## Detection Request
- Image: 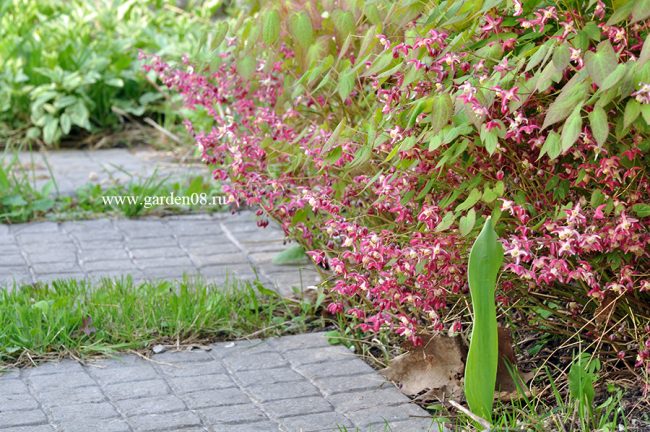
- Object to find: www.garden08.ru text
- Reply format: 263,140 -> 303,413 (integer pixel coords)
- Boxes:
101,193 -> 229,209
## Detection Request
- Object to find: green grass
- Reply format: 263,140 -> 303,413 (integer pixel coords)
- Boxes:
0,277 -> 328,369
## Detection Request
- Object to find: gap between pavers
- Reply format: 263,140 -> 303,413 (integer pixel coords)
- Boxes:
0,334 -> 439,432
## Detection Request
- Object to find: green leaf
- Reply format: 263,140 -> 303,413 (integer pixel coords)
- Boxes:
552,44 -> 570,72
289,11 -> 314,50
435,211 -> 455,232
332,10 -> 355,40
60,113 -> 72,135
539,131 -> 561,160
272,245 -> 308,265
263,10 -> 281,45
632,203 -> 650,218
584,41 -> 617,88
430,93 -> 453,134
42,116 -> 58,144
105,78 -> 124,88
338,67 -> 355,100
456,188 -> 481,212
542,79 -> 588,129
459,209 -> 476,236
480,124 -> 498,155
561,103 -> 583,153
464,218 -> 503,422
588,106 -> 608,147
600,64 -> 627,92
624,99 -> 641,129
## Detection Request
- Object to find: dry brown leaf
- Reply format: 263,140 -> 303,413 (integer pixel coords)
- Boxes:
380,335 -> 467,402
382,328 -> 534,404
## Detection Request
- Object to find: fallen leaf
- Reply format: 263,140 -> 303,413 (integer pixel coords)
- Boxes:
381,335 -> 466,402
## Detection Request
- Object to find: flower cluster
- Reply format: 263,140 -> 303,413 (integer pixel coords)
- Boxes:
145,0 -> 649,373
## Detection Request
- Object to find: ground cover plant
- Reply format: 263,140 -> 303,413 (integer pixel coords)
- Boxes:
146,0 -> 649,427
0,0 -> 230,148
0,277 -> 328,369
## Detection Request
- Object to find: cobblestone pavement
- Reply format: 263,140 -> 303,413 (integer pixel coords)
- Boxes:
0,334 -> 437,432
14,148 -> 203,195
0,211 -> 320,296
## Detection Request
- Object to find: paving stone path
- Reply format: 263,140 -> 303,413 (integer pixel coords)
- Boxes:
0,148 -> 436,431
0,334 -> 438,432
0,211 -> 320,296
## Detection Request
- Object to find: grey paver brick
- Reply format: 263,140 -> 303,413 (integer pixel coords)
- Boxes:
83,260 -> 137,272
80,249 -> 131,262
153,349 -> 214,363
31,262 -> 82,274
48,401 -> 119,422
375,418 -> 442,432
283,345 -> 354,365
267,333 -> 332,352
247,381 -> 320,402
104,379 -> 170,400
129,411 -> 203,431
313,374 -> 385,396
346,404 -> 431,429
0,379 -> 29,395
0,409 -> 48,427
136,256 -> 194,268
28,371 -> 95,391
222,352 -> 287,372
0,426 -> 55,432
114,394 -> 186,417
327,388 -> 410,412
37,386 -> 106,407
280,411 -> 353,432
234,367 -> 304,387
198,404 -> 268,425
0,393 -> 39,411
54,418 -> 131,432
87,364 -> 159,384
210,422 -> 280,432
263,396 -> 334,418
167,374 -> 235,394
180,388 -> 250,409
158,361 -> 226,378
129,247 -> 187,259
23,360 -> 85,377
293,358 -> 375,380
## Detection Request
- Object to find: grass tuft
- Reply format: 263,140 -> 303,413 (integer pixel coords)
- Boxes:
0,277 -> 328,369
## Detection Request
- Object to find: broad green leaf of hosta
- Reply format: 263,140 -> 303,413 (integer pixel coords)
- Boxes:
464,217 -> 503,422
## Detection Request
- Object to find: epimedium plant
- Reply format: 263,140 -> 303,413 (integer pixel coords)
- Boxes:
145,0 -> 649,390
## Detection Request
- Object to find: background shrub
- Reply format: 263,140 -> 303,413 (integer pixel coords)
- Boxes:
0,0 -> 229,146
148,0 -> 649,381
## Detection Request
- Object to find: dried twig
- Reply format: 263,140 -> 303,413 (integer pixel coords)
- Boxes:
448,400 -> 492,431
